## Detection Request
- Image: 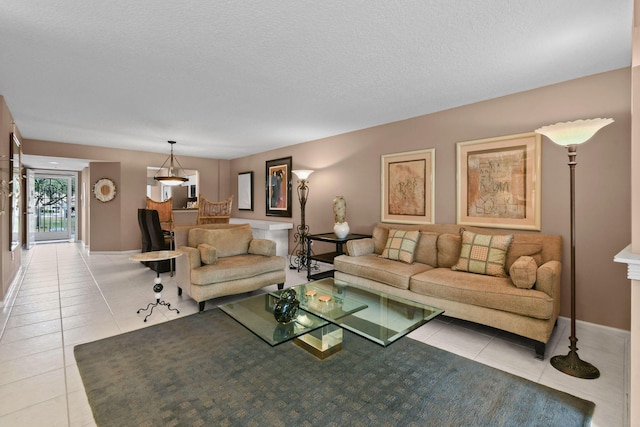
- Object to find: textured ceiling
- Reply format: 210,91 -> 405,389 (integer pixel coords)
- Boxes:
0,1 -> 633,164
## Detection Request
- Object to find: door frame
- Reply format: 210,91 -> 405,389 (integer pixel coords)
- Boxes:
27,169 -> 78,243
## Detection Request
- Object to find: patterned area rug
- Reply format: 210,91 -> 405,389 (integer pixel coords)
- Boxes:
75,309 -> 594,426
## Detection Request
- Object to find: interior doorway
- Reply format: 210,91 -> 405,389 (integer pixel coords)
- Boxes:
27,170 -> 77,243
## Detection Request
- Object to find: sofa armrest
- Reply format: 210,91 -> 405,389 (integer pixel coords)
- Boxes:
177,245 -> 202,269
248,239 -> 276,256
346,238 -> 375,257
535,260 -> 562,298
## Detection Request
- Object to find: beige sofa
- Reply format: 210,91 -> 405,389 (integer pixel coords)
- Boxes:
174,223 -> 286,311
334,223 -> 562,358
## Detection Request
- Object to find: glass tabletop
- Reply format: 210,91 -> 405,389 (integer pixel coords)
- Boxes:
274,278 -> 444,347
272,281 -> 369,323
218,294 -> 328,346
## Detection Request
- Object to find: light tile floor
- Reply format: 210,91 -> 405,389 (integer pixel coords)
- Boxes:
0,242 -> 630,426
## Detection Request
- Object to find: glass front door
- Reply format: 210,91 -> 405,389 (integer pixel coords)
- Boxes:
33,174 -> 75,242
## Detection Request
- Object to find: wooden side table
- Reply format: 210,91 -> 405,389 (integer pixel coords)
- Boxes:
306,233 -> 371,280
130,250 -> 183,322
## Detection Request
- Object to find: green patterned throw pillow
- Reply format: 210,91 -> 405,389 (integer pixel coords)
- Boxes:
453,230 -> 512,277
380,229 -> 420,264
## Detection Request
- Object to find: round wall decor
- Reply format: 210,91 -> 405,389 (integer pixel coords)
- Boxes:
93,178 -> 117,202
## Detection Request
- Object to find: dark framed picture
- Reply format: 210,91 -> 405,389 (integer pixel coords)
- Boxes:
237,171 -> 254,211
265,156 -> 292,217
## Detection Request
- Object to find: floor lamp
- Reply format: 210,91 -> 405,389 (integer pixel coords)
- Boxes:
535,118 -> 614,379
289,169 -> 314,271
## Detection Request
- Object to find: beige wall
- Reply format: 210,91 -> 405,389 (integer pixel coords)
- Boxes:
230,68 -> 632,331
1,69 -> 632,330
21,139 -> 230,251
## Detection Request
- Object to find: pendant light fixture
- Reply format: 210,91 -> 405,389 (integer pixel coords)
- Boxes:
154,141 -> 188,186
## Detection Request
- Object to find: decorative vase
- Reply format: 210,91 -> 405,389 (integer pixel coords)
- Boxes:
332,196 -> 349,238
273,289 -> 300,324
333,196 -> 347,224
333,221 -> 350,239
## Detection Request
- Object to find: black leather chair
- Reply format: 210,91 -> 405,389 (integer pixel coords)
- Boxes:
145,209 -> 173,273
137,208 -> 151,266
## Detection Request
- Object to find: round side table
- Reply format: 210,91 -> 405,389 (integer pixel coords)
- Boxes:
130,250 -> 183,322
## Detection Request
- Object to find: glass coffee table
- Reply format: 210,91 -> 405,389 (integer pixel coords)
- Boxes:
219,278 -> 443,359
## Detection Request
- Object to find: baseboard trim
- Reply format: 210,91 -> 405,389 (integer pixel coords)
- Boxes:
556,315 -> 630,338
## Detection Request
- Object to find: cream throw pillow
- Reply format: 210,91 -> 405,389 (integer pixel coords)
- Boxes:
509,256 -> 538,289
380,229 -> 420,264
453,230 -> 512,277
198,243 -> 217,265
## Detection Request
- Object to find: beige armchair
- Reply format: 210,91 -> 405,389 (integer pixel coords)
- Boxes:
175,223 -> 286,311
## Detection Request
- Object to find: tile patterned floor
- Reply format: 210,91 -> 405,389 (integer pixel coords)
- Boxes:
0,242 -> 630,426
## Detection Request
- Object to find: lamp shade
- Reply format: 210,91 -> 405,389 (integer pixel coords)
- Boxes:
292,170 -> 314,180
535,118 -> 614,146
155,176 -> 187,186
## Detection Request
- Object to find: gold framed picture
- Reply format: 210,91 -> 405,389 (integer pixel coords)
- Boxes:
456,132 -> 541,230
381,148 -> 435,224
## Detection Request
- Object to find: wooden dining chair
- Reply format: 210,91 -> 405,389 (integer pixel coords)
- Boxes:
197,195 -> 233,225
146,197 -> 174,231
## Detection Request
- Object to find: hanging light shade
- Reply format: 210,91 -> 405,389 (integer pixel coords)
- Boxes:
154,141 -> 188,186
534,118 -> 614,146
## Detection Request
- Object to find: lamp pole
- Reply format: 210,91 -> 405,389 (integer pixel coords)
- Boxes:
289,170 -> 314,271
549,144 -> 599,379
535,118 -> 613,379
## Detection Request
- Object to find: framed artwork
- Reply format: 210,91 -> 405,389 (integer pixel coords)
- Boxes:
456,132 -> 541,230
93,178 -> 117,203
9,132 -> 21,250
381,148 -> 435,224
237,171 -> 254,211
265,156 -> 292,217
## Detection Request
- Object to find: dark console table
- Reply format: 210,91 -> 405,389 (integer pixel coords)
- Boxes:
306,232 -> 371,280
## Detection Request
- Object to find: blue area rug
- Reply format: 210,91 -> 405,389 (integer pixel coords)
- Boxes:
75,309 -> 594,426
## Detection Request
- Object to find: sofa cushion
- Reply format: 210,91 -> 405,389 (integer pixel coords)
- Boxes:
509,256 -> 538,289
505,242 -> 543,271
334,253 -> 431,290
409,268 -> 553,319
413,232 -> 438,267
453,231 -> 512,277
372,225 -> 390,255
248,239 -> 276,257
437,233 -> 462,268
346,238 -> 375,257
198,243 -> 217,265
190,254 -> 285,285
188,225 -> 253,258
380,229 -> 420,264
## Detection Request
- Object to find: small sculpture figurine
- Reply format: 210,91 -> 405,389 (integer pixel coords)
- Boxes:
273,288 -> 300,324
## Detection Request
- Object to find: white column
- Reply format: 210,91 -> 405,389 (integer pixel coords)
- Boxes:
614,246 -> 640,425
